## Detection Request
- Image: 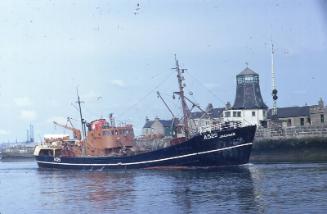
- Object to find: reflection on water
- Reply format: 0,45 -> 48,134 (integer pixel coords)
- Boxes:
36,169 -> 137,213
1,161 -> 327,213
152,167 -> 263,213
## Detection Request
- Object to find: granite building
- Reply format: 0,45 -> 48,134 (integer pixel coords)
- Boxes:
267,98 -> 327,128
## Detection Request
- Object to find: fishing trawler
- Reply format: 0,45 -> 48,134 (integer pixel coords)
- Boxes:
34,56 -> 256,170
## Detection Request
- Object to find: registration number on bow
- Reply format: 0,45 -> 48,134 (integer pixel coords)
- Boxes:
203,132 -> 235,140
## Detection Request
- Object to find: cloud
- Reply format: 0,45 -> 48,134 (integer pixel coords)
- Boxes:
110,79 -> 126,88
14,97 -> 32,107
0,129 -> 9,136
20,110 -> 37,121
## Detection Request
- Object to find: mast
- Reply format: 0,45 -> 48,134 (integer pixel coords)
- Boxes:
172,55 -> 190,138
76,89 -> 87,156
271,43 -> 278,118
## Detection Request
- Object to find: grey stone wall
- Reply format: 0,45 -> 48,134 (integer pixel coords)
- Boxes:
310,106 -> 327,126
256,126 -> 327,140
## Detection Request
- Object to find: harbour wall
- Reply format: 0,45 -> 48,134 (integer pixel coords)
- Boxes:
251,137 -> 327,163
255,126 -> 327,139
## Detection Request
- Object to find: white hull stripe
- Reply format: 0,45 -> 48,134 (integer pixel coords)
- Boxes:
37,142 -> 253,167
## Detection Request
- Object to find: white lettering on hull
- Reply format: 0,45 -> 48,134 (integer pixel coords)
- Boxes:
203,132 -> 236,140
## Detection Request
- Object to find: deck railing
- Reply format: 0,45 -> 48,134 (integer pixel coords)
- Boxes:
197,121 -> 242,134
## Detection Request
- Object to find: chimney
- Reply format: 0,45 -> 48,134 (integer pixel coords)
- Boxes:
319,98 -> 324,108
225,102 -> 231,110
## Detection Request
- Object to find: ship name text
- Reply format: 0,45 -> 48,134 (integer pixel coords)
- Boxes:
203,132 -> 236,140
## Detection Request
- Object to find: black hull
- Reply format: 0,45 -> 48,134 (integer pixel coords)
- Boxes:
35,126 -> 256,170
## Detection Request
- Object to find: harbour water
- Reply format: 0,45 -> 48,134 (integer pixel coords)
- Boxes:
0,161 -> 327,213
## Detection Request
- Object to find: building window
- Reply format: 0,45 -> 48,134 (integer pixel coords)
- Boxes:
233,111 -> 237,117
225,111 -> 231,118
237,112 -> 241,117
300,118 -> 304,126
237,77 -> 245,84
307,118 -> 311,124
245,76 -> 254,83
252,111 -> 256,117
321,114 -> 325,123
287,119 -> 292,127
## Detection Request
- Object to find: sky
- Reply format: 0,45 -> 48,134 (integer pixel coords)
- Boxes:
0,0 -> 326,142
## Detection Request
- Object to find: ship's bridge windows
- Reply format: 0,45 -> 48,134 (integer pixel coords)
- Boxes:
102,130 -> 112,136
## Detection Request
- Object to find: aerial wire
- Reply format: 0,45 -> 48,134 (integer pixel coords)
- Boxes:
184,70 -> 226,106
118,70 -> 175,118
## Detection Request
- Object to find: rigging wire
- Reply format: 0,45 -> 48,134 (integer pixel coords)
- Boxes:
66,69 -> 173,122
184,70 -> 227,106
117,71 -> 176,118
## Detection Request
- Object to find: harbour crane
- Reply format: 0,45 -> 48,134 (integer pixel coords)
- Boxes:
53,118 -> 82,140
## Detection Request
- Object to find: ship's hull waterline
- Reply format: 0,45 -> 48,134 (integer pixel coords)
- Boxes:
35,126 -> 256,170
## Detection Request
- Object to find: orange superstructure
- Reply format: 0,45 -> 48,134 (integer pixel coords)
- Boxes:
37,91 -> 136,158
46,116 -> 135,157
85,119 -> 134,156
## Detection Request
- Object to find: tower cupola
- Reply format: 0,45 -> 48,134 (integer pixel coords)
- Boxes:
233,67 -> 267,109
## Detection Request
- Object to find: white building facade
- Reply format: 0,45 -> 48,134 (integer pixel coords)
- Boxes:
223,109 -> 267,126
223,67 -> 268,127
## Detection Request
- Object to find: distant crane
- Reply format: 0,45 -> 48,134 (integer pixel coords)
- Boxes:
53,118 -> 82,140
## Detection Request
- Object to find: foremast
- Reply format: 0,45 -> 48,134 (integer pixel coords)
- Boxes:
172,55 -> 190,138
76,89 -> 87,156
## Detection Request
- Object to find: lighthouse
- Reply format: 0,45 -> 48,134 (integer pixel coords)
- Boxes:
233,67 -> 267,109
223,66 -> 268,127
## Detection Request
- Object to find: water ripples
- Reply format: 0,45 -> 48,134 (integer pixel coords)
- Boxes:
0,161 -> 327,213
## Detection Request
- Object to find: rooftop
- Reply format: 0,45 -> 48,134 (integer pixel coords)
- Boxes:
267,106 -> 310,119
237,67 -> 258,76
143,118 -> 178,128
191,107 -> 224,119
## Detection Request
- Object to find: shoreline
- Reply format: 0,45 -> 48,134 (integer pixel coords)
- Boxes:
2,137 -> 327,164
